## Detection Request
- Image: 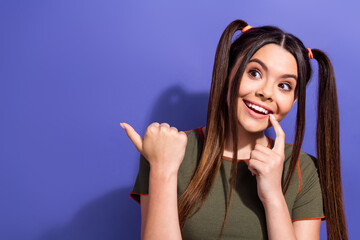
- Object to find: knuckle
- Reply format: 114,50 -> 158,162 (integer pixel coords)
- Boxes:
170,126 -> 178,132
160,122 -> 170,127
182,135 -> 188,145
147,123 -> 159,132
179,131 -> 187,140
149,122 -> 159,128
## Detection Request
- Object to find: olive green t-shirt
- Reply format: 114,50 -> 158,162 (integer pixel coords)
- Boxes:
130,127 -> 325,239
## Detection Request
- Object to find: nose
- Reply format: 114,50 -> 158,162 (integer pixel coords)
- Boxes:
255,80 -> 273,100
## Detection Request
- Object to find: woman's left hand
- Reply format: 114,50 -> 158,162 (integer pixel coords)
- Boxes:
247,114 -> 285,203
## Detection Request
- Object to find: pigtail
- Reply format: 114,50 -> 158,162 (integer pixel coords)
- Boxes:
282,51 -> 307,195
178,19 -> 249,234
313,49 -> 348,240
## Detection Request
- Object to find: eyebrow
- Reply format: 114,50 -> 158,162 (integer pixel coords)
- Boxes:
248,58 -> 298,81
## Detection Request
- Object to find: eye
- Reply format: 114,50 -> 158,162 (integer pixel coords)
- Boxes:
248,69 -> 261,79
278,82 -> 292,91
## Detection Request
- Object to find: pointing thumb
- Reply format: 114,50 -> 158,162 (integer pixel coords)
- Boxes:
120,123 -> 143,153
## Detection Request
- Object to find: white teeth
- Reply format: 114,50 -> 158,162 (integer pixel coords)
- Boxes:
248,103 -> 268,114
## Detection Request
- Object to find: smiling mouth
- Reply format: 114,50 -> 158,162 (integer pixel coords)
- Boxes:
244,100 -> 273,115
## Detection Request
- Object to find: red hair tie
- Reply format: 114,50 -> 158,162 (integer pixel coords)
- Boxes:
242,25 -> 252,33
307,48 -> 314,59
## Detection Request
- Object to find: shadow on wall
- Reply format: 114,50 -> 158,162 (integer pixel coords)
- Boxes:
37,85 -> 209,240
37,187 -> 141,240
145,85 -> 209,131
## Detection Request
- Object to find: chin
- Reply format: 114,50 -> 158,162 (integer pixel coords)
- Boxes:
238,120 -> 269,133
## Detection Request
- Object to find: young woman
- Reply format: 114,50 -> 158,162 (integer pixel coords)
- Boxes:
121,19 -> 348,239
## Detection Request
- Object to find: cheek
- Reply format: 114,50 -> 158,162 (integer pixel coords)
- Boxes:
228,78 -> 250,104
278,98 -> 295,117
238,80 -> 254,96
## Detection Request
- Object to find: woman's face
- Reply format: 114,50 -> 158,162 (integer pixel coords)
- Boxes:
227,43 -> 298,133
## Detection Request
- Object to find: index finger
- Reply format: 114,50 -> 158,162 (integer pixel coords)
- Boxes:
268,114 -> 285,154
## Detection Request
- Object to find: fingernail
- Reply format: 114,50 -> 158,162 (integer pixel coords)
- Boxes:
120,123 -> 125,129
270,114 -> 275,120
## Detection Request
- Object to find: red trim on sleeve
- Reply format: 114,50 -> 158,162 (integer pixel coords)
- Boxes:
197,126 -> 204,141
129,192 -> 148,204
184,126 -> 205,142
296,156 -> 302,195
292,216 -> 326,222
280,140 -> 303,196
184,128 -> 196,133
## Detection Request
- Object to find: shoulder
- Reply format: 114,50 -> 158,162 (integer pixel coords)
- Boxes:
297,151 -> 320,187
281,143 -> 321,198
183,126 -> 205,150
181,126 -> 206,156
283,143 -> 318,170
283,143 -> 320,189
184,126 -> 204,139
298,151 -> 318,172
178,126 -> 205,190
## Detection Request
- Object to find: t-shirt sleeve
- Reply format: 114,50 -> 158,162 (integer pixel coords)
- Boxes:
130,153 -> 150,204
291,152 -> 326,222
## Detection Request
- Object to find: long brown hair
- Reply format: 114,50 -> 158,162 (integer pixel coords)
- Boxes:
178,19 -> 348,239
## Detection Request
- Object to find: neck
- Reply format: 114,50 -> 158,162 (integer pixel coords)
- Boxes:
223,124 -> 268,159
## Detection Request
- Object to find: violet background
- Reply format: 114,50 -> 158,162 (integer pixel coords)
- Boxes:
0,0 -> 359,239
